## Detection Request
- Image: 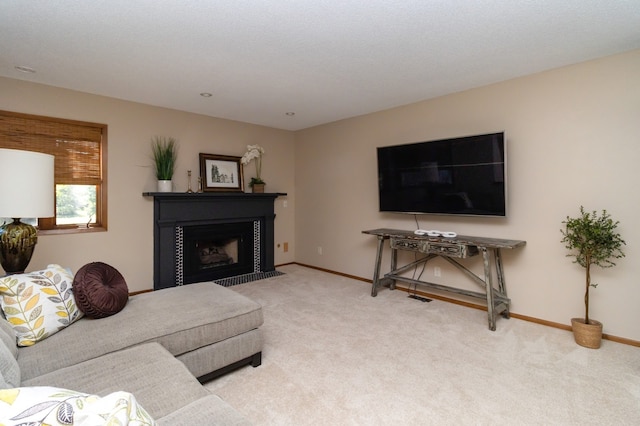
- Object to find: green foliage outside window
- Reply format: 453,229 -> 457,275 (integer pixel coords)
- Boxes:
55,185 -> 96,225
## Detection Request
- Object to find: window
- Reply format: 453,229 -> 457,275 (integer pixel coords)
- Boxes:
0,110 -> 107,233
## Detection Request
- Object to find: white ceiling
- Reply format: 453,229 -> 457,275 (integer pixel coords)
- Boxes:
1,1 -> 639,131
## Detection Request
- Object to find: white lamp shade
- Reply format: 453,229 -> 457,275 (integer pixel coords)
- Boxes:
0,148 -> 55,218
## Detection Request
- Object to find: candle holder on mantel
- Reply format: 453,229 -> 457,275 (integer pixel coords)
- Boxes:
186,170 -> 194,193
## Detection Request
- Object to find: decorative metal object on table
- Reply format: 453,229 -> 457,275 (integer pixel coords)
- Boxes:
362,228 -> 526,331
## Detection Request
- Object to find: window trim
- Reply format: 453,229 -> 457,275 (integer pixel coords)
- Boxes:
0,110 -> 108,234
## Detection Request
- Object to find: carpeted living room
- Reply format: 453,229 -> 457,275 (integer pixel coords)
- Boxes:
1,1 -> 639,425
206,264 -> 639,424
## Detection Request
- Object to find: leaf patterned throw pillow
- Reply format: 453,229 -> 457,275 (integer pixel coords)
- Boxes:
0,387 -> 157,425
0,264 -> 84,346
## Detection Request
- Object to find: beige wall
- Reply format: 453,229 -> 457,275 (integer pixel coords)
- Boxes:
294,49 -> 640,340
0,77 -> 296,292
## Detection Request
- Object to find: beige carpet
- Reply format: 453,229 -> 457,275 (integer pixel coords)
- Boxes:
206,264 -> 640,425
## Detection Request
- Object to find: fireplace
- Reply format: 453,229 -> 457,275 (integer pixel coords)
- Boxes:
144,192 -> 282,290
181,221 -> 256,284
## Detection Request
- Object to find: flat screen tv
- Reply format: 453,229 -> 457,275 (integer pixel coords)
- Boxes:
377,132 -> 506,217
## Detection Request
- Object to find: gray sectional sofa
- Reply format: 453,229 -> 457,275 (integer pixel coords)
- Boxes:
1,281 -> 263,425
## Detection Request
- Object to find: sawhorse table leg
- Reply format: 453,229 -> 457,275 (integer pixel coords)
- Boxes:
481,247 -> 496,331
371,235 -> 385,297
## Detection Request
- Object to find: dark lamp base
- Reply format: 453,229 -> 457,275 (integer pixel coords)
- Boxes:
0,218 -> 38,274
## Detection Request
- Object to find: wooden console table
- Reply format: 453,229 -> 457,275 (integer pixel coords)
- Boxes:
362,228 -> 526,330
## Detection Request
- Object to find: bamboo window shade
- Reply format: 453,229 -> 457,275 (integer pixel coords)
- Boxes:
0,111 -> 104,185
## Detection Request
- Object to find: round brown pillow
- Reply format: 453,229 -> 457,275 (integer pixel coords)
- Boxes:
73,262 -> 129,319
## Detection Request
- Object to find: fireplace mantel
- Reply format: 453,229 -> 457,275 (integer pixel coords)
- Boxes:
143,192 -> 285,289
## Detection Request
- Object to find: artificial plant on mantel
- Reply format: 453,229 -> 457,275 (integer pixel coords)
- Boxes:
241,144 -> 266,192
561,206 -> 625,348
151,136 -> 178,192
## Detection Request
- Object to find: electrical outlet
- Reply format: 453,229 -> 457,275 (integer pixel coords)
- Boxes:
434,267 -> 441,277
283,200 -> 288,208
317,246 -> 323,255
283,242 -> 289,252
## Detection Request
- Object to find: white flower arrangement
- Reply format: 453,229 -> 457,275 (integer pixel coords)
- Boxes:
241,144 -> 265,186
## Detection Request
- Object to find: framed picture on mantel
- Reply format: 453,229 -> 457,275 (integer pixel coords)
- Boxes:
199,153 -> 244,192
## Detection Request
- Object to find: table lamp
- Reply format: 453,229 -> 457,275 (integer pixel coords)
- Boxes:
0,148 -> 55,274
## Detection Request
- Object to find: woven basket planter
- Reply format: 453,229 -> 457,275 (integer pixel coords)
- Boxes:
571,318 -> 603,349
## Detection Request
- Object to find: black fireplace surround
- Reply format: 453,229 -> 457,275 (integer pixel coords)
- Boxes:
144,192 -> 282,290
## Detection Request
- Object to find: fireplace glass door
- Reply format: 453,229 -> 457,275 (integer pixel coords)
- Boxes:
182,221 -> 256,283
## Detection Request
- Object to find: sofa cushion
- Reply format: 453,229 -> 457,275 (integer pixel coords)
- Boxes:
22,343 -> 210,420
73,262 -> 129,319
18,281 -> 263,380
156,394 -> 251,426
0,339 -> 20,389
178,328 -> 263,379
0,316 -> 17,358
0,318 -> 20,388
0,265 -> 83,346
0,386 -> 156,425
0,372 -> 11,389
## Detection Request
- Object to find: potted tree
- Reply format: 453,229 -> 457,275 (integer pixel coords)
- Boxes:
151,136 -> 178,192
561,206 -> 625,348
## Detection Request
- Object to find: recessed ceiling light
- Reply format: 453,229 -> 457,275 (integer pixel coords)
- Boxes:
285,112 -> 295,116
15,65 -> 36,74
200,92 -> 213,97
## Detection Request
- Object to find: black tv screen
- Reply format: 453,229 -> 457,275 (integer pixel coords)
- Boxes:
377,132 -> 506,217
